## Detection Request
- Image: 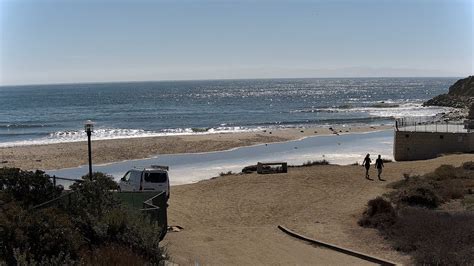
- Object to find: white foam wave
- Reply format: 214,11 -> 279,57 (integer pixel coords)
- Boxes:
0,126 -> 262,147
293,103 -> 453,118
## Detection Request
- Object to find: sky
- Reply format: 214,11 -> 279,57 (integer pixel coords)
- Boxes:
0,0 -> 472,85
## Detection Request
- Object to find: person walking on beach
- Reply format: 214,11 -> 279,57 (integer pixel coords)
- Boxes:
362,154 -> 372,180
375,155 -> 385,181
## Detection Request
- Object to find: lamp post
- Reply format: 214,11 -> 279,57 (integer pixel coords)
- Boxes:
84,120 -> 94,181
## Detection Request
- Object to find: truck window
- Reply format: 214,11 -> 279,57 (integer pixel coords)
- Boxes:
144,172 -> 168,183
121,171 -> 131,181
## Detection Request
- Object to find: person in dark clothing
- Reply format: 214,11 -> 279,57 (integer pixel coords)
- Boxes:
375,155 -> 385,181
362,154 -> 372,180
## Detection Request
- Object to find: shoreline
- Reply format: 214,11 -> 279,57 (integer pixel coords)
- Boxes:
0,124 -> 392,171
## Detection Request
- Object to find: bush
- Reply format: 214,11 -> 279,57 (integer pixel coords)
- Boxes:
0,168 -> 62,208
358,197 -> 397,230
396,182 -> 442,208
79,243 -> 146,265
69,172 -> 120,217
0,169 -> 166,264
432,164 -> 457,180
302,160 -> 330,166
289,160 -> 330,168
392,164 -> 472,209
219,171 -> 234,176
436,179 -> 465,200
360,164 -> 474,265
462,161 -> 474,171
388,208 -> 474,265
0,202 -> 83,264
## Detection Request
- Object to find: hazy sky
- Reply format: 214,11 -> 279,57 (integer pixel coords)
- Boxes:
0,0 -> 472,85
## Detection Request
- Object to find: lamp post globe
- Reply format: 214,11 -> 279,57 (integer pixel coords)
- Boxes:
84,120 -> 94,133
84,120 -> 94,180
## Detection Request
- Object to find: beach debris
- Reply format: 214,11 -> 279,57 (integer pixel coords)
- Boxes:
1,161 -> 8,164
314,131 -> 318,134
300,130 -> 304,133
257,161 -> 288,174
168,225 -> 184,232
35,159 -> 42,162
269,132 -> 272,134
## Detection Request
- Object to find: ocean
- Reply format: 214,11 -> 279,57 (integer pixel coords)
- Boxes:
0,77 -> 456,147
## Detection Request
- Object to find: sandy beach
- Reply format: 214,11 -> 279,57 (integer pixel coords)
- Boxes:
163,154 -> 474,265
0,125 -> 391,171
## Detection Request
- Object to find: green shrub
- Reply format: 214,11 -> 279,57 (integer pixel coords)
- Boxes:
0,169 -> 166,264
358,197 -> 397,230
0,202 -> 83,264
69,172 -> 119,218
0,168 -> 62,208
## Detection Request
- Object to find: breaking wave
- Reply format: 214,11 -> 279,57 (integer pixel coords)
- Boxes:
0,126 -> 262,147
291,103 -> 453,118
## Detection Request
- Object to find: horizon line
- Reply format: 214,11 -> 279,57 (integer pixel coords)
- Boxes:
0,75 -> 464,87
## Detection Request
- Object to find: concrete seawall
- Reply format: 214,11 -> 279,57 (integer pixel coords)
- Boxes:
394,131 -> 474,161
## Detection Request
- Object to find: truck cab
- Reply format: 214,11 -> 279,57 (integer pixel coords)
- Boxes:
119,165 -> 170,198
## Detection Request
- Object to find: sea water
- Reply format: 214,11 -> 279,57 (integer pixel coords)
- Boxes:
47,130 -> 393,185
0,78 -> 455,147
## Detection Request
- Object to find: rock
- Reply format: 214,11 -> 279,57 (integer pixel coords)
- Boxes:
448,76 -> 474,96
424,76 -> 474,109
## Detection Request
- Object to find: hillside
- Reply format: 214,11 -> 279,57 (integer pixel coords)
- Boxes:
424,76 -> 474,108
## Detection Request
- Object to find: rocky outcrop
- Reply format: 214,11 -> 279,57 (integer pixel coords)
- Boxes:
424,76 -> 474,108
448,76 -> 474,96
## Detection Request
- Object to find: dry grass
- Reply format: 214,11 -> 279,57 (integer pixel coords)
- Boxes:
360,162 -> 474,265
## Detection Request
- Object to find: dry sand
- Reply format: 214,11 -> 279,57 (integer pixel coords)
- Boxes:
164,154 -> 474,265
0,125 -> 390,170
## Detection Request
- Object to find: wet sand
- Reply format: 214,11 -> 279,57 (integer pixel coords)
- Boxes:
0,125 -> 391,170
